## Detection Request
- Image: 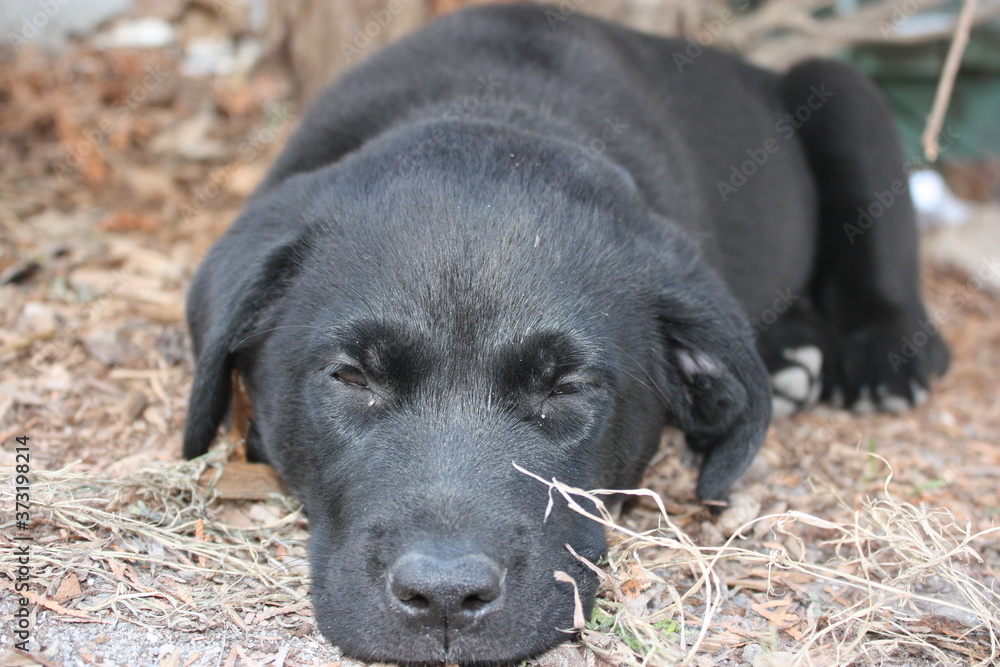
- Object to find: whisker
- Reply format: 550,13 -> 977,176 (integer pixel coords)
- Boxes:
606,341 -> 674,411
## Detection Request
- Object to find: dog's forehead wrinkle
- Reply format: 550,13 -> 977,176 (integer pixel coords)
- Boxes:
297,179 -> 654,348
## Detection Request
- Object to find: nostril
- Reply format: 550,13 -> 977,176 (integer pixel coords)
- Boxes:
460,592 -> 495,613
396,590 -> 431,610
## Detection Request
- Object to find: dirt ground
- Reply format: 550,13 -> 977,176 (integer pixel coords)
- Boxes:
1,28 -> 998,667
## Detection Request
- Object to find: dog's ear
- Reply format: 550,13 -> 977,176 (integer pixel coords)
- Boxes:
183,236 -> 307,459
653,241 -> 772,505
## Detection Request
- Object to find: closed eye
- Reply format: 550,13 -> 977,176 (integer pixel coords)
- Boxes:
549,382 -> 582,397
532,378 -> 608,435
330,364 -> 369,388
544,377 -> 608,403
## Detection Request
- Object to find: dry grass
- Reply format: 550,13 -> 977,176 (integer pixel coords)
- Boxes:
3,451 -> 997,666
0,446 -> 315,650
531,468 -> 1000,666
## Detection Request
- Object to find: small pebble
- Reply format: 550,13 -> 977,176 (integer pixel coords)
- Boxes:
741,643 -> 763,662
717,491 -> 763,536
23,302 -> 58,335
83,329 -> 125,365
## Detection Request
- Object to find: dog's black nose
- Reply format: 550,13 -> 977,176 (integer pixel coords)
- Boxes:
388,551 -> 505,629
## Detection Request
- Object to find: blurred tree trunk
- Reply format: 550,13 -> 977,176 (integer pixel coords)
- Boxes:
265,0 -> 430,105
264,0 -> 714,104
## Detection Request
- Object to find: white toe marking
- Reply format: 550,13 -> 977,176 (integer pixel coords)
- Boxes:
910,381 -> 929,406
772,366 -> 812,401
772,395 -> 799,418
874,384 -> 910,414
879,395 -> 910,414
851,386 -> 875,415
783,346 -> 823,379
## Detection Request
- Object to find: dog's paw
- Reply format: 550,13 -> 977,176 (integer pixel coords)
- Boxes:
753,304 -> 829,418
769,346 -> 823,417
826,317 -> 948,414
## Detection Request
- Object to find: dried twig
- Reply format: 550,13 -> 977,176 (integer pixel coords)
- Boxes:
922,0 -> 980,161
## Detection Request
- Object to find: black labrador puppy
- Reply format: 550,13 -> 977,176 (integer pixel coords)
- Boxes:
184,3 -> 949,663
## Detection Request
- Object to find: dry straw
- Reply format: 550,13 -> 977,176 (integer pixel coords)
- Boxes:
520,458 -> 1000,666
1,448 -> 313,640
2,452 -> 997,665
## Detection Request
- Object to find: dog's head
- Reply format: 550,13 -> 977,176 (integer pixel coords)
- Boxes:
184,121 -> 770,662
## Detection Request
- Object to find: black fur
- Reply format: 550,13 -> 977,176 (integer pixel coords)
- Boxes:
184,4 -> 947,663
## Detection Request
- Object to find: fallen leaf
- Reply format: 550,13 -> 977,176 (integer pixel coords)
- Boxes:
53,573 -> 82,603
751,597 -> 799,629
0,582 -> 97,621
620,562 -> 652,600
199,461 -> 284,500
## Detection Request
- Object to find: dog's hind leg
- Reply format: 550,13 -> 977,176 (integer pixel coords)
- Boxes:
780,59 -> 949,413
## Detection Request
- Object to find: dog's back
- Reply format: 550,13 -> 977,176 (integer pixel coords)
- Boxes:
255,5 -> 817,314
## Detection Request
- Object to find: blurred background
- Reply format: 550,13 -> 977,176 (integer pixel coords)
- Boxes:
2,0 -> 999,284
